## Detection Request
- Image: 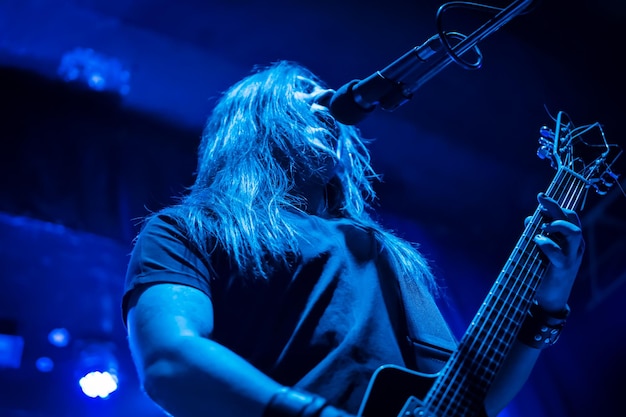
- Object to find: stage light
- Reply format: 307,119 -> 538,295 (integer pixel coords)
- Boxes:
57,47 -> 131,95
79,370 -> 118,399
48,327 -> 70,348
0,333 -> 24,369
36,356 -> 54,372
0,318 -> 23,369
76,341 -> 119,399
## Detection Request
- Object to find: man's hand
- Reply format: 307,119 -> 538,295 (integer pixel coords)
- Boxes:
532,193 -> 585,312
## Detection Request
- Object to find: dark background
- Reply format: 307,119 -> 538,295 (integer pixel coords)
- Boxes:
0,1 -> 624,416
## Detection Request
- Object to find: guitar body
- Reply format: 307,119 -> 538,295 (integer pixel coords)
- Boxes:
358,365 -> 436,417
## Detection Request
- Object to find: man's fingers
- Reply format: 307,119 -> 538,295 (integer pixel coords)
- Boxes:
541,219 -> 582,236
537,193 -> 582,227
537,193 -> 567,220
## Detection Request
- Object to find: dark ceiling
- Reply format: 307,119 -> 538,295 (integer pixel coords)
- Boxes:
0,0 -> 625,416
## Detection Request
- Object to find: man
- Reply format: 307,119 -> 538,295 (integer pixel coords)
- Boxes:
122,61 -> 584,417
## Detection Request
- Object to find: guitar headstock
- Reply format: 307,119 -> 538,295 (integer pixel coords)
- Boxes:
537,110 -> 622,196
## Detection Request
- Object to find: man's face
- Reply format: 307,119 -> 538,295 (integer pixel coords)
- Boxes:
294,78 -> 346,172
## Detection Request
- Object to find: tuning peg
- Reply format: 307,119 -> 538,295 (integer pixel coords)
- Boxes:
537,136 -> 557,168
539,126 -> 555,140
591,169 -> 619,195
602,170 -> 619,187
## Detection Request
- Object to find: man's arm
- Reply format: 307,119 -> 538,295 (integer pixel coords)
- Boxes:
127,283 -> 354,417
127,283 -> 281,417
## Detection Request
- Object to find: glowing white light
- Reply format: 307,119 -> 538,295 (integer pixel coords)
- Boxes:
79,370 -> 118,399
76,341 -> 120,399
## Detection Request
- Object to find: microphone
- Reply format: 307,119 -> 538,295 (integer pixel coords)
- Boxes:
328,35 -> 447,125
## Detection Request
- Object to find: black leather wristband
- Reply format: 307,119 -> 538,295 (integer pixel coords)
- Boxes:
517,301 -> 570,349
263,387 -> 328,417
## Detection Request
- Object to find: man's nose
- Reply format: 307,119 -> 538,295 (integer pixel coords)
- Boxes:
311,89 -> 335,109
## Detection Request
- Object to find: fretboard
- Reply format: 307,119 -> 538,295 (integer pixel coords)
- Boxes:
422,167 -> 587,416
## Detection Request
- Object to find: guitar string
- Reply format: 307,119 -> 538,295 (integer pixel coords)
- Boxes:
449,171 -> 581,415
426,168 -> 584,416
425,194 -> 553,415
430,193 -> 550,414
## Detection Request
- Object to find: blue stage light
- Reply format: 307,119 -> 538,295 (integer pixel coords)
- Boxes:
48,327 -> 71,348
57,47 -> 131,96
0,319 -> 23,369
0,333 -> 24,369
36,356 -> 54,372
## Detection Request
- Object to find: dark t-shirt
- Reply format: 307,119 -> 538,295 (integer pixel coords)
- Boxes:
122,212 -> 456,414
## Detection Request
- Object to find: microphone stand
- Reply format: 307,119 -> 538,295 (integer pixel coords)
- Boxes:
407,0 -> 536,95
329,0 -> 537,124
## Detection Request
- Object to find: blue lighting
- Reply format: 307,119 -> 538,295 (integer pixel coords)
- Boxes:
57,47 -> 131,95
48,328 -> 70,348
0,333 -> 24,369
36,356 -> 54,372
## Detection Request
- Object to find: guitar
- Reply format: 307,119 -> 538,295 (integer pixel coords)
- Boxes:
358,111 -> 622,417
